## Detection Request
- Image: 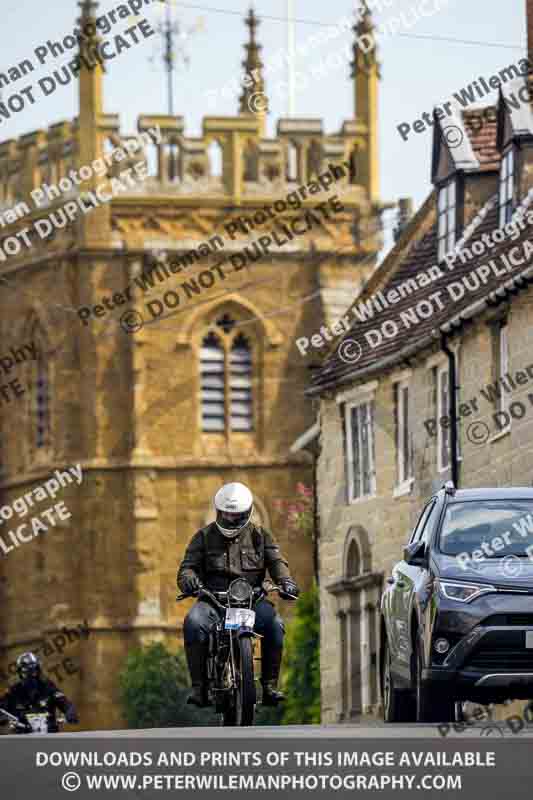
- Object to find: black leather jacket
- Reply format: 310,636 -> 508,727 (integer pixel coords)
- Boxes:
0,677 -> 76,732
177,522 -> 292,593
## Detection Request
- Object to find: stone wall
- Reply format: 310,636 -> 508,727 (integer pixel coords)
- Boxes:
318,282 -> 533,723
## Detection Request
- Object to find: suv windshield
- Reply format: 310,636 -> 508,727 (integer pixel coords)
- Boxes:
439,500 -> 533,557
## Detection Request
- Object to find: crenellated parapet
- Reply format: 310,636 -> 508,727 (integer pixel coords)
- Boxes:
0,0 -> 379,234
0,111 -> 369,221
134,113 -> 365,206
0,122 -> 78,214
0,0 -> 382,279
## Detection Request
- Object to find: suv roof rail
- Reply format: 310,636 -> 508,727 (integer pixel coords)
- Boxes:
443,481 -> 456,495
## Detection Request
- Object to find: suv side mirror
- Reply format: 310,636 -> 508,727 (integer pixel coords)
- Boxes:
404,540 -> 428,568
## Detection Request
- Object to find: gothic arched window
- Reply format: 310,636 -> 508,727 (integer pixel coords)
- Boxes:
36,346 -> 51,449
29,323 -> 51,451
200,331 -> 225,432
230,334 -> 253,431
346,539 -> 361,578
199,313 -> 254,434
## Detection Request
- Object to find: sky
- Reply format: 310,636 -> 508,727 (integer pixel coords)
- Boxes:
1,0 -> 527,253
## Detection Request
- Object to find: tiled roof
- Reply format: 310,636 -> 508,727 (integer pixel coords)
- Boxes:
462,107 -> 500,172
308,104 -> 509,397
308,194 -> 533,396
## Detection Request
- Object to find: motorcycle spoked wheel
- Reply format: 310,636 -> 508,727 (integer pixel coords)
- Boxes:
222,636 -> 256,727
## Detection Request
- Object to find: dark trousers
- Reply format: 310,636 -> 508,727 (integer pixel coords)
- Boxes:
183,599 -> 285,687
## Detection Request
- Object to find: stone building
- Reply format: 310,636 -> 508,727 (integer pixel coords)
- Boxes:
0,2 -> 384,728
307,0 -> 533,725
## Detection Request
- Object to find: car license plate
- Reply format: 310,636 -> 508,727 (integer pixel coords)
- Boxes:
26,714 -> 48,734
225,608 -> 256,630
526,631 -> 533,649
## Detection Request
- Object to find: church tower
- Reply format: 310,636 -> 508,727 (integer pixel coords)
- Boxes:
0,2 -> 383,729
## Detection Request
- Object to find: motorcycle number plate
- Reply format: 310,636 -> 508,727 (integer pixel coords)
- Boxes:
225,608 -> 256,630
526,631 -> 533,649
26,714 -> 48,734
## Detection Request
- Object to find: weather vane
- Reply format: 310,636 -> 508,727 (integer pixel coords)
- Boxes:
145,0 -> 205,115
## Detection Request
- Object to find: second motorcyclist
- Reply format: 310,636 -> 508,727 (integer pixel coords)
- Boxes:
0,652 -> 79,733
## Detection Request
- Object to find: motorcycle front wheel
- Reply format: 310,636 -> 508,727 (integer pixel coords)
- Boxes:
223,636 -> 256,727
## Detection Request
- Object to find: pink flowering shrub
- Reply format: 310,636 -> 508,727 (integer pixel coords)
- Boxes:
273,483 -> 314,540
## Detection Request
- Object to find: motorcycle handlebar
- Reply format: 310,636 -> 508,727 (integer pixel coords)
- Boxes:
176,585 -> 297,603
176,587 -> 226,610
0,708 -> 21,725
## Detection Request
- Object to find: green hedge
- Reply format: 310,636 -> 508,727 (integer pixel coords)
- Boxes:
118,584 -> 321,729
281,581 -> 321,725
118,642 -> 212,728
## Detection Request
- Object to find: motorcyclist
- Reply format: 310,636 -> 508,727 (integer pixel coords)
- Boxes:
177,482 -> 300,708
0,652 -> 79,733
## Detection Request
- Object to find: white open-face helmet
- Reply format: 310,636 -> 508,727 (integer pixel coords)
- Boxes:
214,482 -> 253,538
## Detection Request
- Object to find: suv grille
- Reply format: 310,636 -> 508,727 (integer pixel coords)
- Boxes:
467,647 -> 533,672
482,614 -> 533,627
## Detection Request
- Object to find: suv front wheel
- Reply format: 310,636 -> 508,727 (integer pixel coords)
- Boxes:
382,637 -> 415,722
414,640 -> 455,723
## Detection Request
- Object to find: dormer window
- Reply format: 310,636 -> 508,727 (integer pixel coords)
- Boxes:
499,148 -> 515,226
437,180 -> 456,261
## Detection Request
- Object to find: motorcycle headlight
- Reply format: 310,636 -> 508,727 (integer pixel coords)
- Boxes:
229,578 -> 253,604
437,580 -> 497,603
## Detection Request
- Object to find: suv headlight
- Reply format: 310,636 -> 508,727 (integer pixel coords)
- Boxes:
437,579 -> 497,603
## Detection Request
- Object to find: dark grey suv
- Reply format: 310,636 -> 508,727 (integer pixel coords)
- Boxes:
381,484 -> 533,723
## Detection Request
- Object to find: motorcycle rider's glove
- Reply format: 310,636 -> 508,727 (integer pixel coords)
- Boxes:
279,578 -> 300,599
65,706 -> 79,724
15,721 -> 32,734
181,574 -> 203,596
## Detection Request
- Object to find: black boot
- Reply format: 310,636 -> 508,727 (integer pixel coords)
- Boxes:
187,686 -> 209,708
261,645 -> 285,706
185,640 -> 209,708
262,681 -> 285,706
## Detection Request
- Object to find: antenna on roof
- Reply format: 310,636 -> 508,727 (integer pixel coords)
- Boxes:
287,0 -> 295,116
131,0 -> 204,115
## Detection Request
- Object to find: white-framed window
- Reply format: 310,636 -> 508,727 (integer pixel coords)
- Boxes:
499,148 -> 514,227
437,365 -> 451,472
498,322 -> 509,418
394,380 -> 413,491
345,400 -> 376,502
437,180 -> 457,261
427,350 -> 461,470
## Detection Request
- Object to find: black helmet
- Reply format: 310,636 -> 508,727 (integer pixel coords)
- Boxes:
16,652 -> 41,681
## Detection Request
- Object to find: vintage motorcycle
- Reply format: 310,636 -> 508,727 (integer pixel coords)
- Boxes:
0,707 -> 67,734
177,578 -> 296,726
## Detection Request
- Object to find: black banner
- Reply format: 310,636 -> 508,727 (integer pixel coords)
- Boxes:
1,735 -> 532,797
